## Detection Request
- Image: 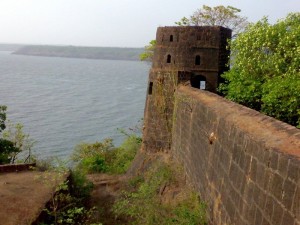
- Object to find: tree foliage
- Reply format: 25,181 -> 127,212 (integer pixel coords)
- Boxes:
0,139 -> 20,164
113,161 -> 207,225
2,122 -> 35,163
220,13 -> 300,127
141,5 -> 248,61
139,40 -> 156,61
72,134 -> 141,174
175,5 -> 249,37
0,105 -> 19,164
0,105 -> 35,164
0,105 -> 7,132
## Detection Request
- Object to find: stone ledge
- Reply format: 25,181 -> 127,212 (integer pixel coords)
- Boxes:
0,163 -> 36,173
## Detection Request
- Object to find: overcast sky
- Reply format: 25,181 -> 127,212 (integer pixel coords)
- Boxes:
0,0 -> 299,47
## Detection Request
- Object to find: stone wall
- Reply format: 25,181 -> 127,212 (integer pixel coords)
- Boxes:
142,26 -> 231,153
172,85 -> 300,225
0,163 -> 36,173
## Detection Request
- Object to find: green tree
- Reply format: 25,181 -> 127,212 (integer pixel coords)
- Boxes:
0,139 -> 20,164
220,13 -> 300,127
0,105 -> 35,164
72,139 -> 116,173
0,105 -> 7,132
0,105 -> 21,164
2,121 -> 35,163
72,132 -> 141,174
141,5 -> 248,61
139,40 -> 156,61
175,5 -> 249,37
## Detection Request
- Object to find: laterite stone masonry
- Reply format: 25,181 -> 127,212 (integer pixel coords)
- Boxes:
171,86 -> 300,225
142,26 -> 300,225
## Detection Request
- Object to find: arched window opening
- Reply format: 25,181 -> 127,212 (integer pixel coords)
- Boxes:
167,54 -> 171,63
195,55 -> 201,65
191,75 -> 206,90
170,35 -> 173,42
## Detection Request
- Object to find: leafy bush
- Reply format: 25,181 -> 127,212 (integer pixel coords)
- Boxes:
113,162 -> 207,225
70,169 -> 94,200
2,121 -> 35,163
113,163 -> 174,224
0,138 -> 20,164
43,182 -> 95,225
0,105 -> 35,164
220,13 -> 300,127
109,134 -> 141,174
72,139 -> 117,173
72,134 -> 141,174
0,105 -> 29,164
38,163 -> 95,225
168,194 -> 207,225
0,105 -> 7,132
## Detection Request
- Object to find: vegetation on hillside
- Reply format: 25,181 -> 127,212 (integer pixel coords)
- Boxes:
67,128 -> 207,225
113,158 -> 207,225
13,45 -> 144,61
34,160 -> 96,225
72,133 -> 141,174
220,13 -> 300,127
30,130 -> 141,224
0,113 -> 208,224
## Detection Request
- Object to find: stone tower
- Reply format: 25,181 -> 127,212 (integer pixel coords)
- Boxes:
142,26 -> 232,152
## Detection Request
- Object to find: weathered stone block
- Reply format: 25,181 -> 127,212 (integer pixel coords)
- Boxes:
287,159 -> 299,183
281,210 -> 295,225
272,200 -> 284,225
255,208 -> 263,225
250,157 -> 258,182
278,153 -> 289,178
270,173 -> 284,201
282,178 -> 297,211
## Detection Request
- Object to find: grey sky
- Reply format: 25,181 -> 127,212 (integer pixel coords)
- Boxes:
0,0 -> 299,47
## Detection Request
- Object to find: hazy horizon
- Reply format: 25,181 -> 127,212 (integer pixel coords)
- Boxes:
0,0 -> 299,48
0,43 -> 144,48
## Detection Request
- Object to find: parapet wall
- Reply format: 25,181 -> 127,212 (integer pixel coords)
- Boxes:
172,85 -> 300,225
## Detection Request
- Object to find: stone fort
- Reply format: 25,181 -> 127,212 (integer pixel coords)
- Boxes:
142,26 -> 300,225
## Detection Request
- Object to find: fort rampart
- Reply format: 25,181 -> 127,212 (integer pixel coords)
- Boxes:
171,85 -> 300,225
142,26 -> 300,225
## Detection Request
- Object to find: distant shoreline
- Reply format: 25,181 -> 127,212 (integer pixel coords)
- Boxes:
13,45 -> 144,61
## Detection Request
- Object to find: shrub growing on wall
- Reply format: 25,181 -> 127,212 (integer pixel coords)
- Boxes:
220,13 -> 300,127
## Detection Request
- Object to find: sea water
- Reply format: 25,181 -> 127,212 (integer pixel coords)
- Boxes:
0,51 -> 149,158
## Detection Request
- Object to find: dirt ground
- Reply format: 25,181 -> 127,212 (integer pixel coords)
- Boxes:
0,152 -> 195,225
0,171 -> 65,225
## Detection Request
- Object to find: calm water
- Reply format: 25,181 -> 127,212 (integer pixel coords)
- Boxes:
0,51 -> 149,158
